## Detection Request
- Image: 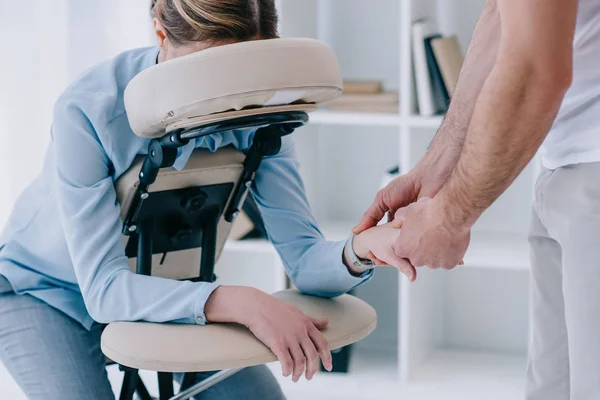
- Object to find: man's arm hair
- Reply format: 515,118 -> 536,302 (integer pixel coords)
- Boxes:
435,0 -> 578,227
417,0 -> 501,182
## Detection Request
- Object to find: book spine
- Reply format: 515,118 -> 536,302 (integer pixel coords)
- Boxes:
412,21 -> 436,117
424,35 -> 450,113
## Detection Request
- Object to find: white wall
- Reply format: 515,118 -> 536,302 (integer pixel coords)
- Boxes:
0,1 -> 154,397
0,1 -> 68,227
0,0 -> 154,228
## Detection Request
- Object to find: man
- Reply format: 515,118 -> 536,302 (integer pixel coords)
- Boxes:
354,1 -> 600,399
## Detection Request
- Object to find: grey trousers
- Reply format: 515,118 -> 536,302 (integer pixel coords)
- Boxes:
0,277 -> 285,400
527,163 -> 600,400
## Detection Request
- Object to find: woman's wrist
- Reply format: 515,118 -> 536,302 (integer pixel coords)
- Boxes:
351,232 -> 370,259
205,286 -> 263,326
343,233 -> 373,276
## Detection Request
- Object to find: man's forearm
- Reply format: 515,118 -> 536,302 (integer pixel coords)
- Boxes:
434,0 -> 577,228
436,61 -> 569,227
419,1 -> 500,178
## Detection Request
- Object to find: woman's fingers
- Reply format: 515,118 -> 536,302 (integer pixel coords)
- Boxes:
386,252 -> 417,282
308,324 -> 332,372
272,343 -> 293,378
366,251 -> 386,266
300,337 -> 320,380
289,343 -> 306,382
310,317 -> 329,330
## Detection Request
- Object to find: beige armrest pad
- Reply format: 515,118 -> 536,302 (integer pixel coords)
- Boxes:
101,290 -> 376,372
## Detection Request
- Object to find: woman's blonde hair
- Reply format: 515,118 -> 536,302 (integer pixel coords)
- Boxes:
151,0 -> 279,46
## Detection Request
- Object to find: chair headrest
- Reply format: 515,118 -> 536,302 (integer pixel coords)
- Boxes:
125,38 -> 343,139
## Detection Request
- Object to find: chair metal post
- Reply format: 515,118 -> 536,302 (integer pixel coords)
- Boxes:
158,372 -> 175,399
137,222 -> 153,276
119,369 -> 139,400
116,113 -> 309,400
199,212 -> 218,283
169,369 -> 242,400
136,378 -> 154,400
118,224 -> 158,400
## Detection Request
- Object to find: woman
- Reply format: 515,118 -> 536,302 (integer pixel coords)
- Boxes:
0,1 -> 404,399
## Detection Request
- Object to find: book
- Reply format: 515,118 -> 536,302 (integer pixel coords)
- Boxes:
331,91 -> 399,105
412,19 -> 437,116
327,103 -> 399,114
424,34 -> 450,112
343,80 -> 384,95
431,35 -> 463,97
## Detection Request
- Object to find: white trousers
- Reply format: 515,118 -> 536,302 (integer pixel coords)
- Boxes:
527,163 -> 600,400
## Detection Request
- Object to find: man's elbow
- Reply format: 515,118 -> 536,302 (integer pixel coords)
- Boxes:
540,64 -> 573,96
521,60 -> 573,109
502,40 -> 573,102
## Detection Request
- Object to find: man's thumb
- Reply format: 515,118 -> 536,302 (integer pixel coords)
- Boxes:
353,202 -> 387,234
392,208 -> 406,229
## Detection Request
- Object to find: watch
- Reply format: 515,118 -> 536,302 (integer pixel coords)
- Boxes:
345,233 -> 375,272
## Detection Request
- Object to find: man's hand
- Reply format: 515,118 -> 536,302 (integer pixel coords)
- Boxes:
350,222 -> 417,281
353,169 -> 446,234
353,2 -> 503,235
392,198 -> 470,270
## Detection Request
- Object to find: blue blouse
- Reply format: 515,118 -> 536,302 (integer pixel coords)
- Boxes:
0,46 -> 372,330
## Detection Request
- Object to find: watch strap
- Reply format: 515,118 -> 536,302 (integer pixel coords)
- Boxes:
345,233 -> 375,271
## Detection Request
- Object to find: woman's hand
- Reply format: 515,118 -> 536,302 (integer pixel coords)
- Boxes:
349,222 -> 417,282
205,286 -> 332,382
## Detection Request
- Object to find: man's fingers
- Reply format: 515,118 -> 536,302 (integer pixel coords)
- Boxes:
387,211 -> 396,223
389,253 -> 417,282
392,208 -> 406,229
300,338 -> 320,380
308,325 -> 332,372
352,217 -> 379,235
289,344 -> 306,383
352,192 -> 389,234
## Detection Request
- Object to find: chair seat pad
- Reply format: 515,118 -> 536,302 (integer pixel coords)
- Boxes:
101,290 -> 376,372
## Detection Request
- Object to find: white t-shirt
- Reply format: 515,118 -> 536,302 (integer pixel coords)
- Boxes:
540,0 -> 600,170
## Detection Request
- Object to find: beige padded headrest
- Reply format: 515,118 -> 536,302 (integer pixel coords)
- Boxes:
125,38 -> 343,138
101,290 -> 377,372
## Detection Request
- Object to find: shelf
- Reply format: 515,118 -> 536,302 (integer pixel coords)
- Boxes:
269,348 -> 525,400
306,111 -> 445,129
407,349 -> 526,399
225,224 -> 530,271
407,115 -> 444,128
309,110 -> 402,127
223,220 -> 355,254
464,231 -> 530,271
223,237 -> 274,253
269,347 -> 400,400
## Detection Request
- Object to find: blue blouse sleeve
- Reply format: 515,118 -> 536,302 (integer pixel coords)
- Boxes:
250,136 -> 373,297
51,97 -> 219,325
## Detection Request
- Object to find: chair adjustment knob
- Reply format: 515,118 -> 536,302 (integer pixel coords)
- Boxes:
180,188 -> 207,211
172,224 -> 193,244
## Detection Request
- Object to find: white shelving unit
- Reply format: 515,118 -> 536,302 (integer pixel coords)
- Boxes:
218,0 -> 534,398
